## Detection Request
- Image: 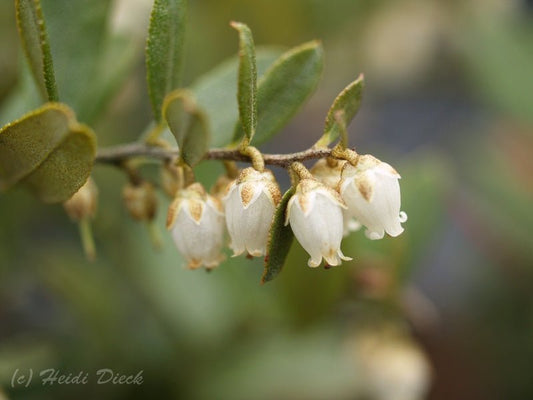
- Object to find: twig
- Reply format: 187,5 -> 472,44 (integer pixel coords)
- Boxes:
95,143 -> 333,168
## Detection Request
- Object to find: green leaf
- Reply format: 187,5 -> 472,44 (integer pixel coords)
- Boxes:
146,0 -> 188,122
0,103 -> 74,189
23,124 -> 96,203
15,0 -> 58,102
0,103 -> 96,202
162,89 -> 209,166
261,187 -> 296,284
77,31 -> 141,125
234,40 -> 324,146
231,21 -> 257,142
316,74 -> 364,147
39,0 -> 143,124
191,47 -> 282,148
40,0 -> 112,121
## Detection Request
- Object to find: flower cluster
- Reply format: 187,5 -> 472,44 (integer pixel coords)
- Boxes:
166,154 -> 407,270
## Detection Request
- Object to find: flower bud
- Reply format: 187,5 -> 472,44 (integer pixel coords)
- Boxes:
285,179 -> 351,267
339,155 -> 407,240
63,177 -> 98,221
122,181 -> 157,221
211,174 -> 234,201
160,162 -> 184,198
310,158 -> 345,188
167,183 -> 225,269
224,167 -> 281,257
311,158 -> 361,237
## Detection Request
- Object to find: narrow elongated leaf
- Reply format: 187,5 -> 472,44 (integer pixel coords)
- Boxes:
15,0 -> 58,101
234,41 -> 324,146
262,187 -> 296,284
316,74 -> 364,147
146,0 -> 187,122
231,21 -> 257,141
191,47 -> 282,148
23,124 -> 96,203
163,90 -> 209,166
0,103 -> 74,189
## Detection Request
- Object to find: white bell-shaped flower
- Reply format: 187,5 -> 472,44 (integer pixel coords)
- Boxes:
224,167 -> 281,257
339,155 -> 407,240
167,183 -> 225,270
311,158 -> 361,237
285,179 -> 352,267
310,158 -> 345,188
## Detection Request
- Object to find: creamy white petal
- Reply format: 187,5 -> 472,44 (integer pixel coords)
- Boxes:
241,192 -> 276,256
340,158 -> 406,240
225,185 -> 247,255
171,197 -> 225,268
310,158 -> 346,188
224,170 -> 280,257
343,210 -> 361,237
288,201 -> 324,267
288,191 -> 350,268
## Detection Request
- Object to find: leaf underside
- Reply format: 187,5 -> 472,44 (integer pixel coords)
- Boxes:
163,89 -> 209,167
0,103 -> 96,202
231,21 -> 257,142
146,0 -> 187,122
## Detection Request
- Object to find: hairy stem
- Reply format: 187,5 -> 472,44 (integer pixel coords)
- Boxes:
95,143 -> 334,168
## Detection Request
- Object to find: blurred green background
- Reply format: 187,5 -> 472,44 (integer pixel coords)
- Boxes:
1,0 -> 533,399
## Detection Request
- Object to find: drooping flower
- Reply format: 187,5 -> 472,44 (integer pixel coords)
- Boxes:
339,154 -> 407,240
224,167 -> 281,257
122,181 -> 157,221
167,183 -> 225,270
311,158 -> 361,237
309,158 -> 345,188
285,178 -> 352,267
63,177 -> 98,221
160,161 -> 184,198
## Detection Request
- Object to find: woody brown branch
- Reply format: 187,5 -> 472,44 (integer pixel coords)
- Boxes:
95,143 -> 334,168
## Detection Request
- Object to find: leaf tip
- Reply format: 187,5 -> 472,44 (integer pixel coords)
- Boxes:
308,39 -> 323,50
